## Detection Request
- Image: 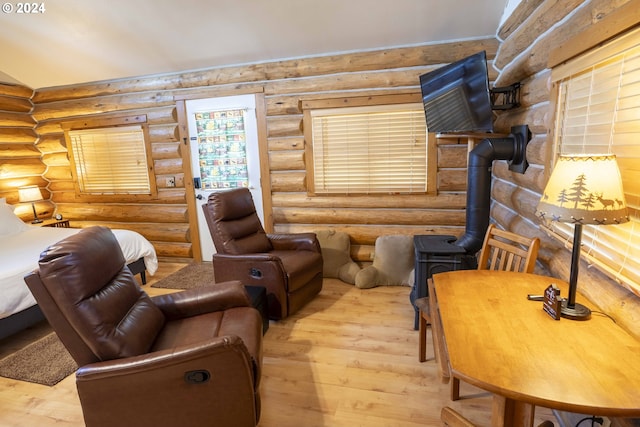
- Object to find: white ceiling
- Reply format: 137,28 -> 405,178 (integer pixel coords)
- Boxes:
0,0 -> 511,89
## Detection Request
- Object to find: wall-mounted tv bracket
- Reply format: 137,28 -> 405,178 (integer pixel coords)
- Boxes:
490,82 -> 521,110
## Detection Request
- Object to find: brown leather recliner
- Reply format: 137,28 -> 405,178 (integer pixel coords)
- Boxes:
202,187 -> 323,320
24,226 -> 262,427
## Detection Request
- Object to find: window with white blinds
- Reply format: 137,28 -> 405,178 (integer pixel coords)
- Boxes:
310,104 -> 427,194
551,28 -> 640,296
68,125 -> 153,195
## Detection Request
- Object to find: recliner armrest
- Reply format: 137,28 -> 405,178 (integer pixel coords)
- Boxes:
212,254 -> 287,285
76,335 -> 251,379
213,253 -> 283,263
151,280 -> 251,320
267,233 -> 320,252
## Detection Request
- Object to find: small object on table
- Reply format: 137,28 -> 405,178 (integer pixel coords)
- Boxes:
543,283 -> 561,320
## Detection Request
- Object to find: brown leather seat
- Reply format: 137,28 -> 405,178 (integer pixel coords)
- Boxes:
24,226 -> 262,427
202,187 -> 323,320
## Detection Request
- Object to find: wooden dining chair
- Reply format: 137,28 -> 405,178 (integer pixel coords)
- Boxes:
476,224 -> 540,274
417,224 -> 540,399
440,407 -> 555,427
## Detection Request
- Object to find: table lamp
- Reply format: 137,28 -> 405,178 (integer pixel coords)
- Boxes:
536,155 -> 628,320
18,185 -> 44,224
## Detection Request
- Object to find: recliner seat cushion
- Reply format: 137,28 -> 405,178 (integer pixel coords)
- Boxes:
152,308 -> 261,364
272,250 -> 323,293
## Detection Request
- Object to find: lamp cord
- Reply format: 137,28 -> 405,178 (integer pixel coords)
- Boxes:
575,415 -> 604,427
591,310 -> 617,323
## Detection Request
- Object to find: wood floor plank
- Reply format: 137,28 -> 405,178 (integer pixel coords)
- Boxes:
0,263 -> 557,426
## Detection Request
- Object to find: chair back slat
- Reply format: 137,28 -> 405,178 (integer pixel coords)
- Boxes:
478,224 -> 540,274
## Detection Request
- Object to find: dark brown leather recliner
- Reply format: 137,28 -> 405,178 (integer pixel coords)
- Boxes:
202,187 -> 323,320
24,226 -> 262,427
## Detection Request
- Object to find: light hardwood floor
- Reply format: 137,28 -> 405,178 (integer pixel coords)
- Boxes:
0,262 -> 556,427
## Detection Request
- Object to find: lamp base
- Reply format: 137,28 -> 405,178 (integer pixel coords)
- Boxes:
30,202 -> 42,224
561,300 -> 591,321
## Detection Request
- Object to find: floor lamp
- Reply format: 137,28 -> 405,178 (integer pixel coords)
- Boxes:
18,185 -> 44,224
536,155 -> 628,320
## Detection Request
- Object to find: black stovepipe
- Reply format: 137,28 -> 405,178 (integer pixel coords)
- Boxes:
454,124 -> 531,254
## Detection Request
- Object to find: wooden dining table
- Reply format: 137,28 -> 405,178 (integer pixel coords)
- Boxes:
432,270 -> 640,427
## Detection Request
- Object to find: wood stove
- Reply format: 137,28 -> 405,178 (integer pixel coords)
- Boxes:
409,125 -> 532,329
410,235 -> 477,329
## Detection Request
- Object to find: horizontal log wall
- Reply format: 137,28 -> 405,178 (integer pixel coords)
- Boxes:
0,83 -> 55,220
493,0 -> 640,338
33,104 -> 191,260
7,1 -> 638,340
27,38 -> 499,264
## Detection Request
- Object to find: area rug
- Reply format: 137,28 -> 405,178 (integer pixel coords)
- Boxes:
151,262 -> 215,290
0,333 -> 76,386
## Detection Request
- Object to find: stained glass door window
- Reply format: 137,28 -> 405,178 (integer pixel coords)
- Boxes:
195,109 -> 249,190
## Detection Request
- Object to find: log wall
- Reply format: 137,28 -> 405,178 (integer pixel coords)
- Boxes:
0,83 -> 55,220
23,38 -> 498,263
492,0 -> 640,338
1,0 -> 638,338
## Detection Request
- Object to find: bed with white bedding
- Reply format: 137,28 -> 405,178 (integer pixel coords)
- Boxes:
0,201 -> 158,339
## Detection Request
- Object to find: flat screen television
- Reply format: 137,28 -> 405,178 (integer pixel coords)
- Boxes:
419,51 -> 493,133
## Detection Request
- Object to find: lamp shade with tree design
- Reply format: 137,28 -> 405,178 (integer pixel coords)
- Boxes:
536,155 -> 628,319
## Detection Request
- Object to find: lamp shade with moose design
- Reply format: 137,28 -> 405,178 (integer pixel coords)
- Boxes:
536,155 -> 629,226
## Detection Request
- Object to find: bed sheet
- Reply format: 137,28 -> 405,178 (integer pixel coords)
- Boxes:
0,226 -> 158,320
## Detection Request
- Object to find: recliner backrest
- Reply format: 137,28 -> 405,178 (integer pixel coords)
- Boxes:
202,188 -> 273,255
24,226 -> 165,365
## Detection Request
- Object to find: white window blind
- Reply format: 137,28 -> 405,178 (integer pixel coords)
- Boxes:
311,104 -> 427,194
68,125 -> 152,194
552,29 -> 640,296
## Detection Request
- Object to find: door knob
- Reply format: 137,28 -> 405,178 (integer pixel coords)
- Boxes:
196,194 -> 204,200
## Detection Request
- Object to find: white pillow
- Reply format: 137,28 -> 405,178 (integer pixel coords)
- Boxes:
0,202 -> 30,236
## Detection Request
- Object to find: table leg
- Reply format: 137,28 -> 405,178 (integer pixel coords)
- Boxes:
491,395 -> 535,427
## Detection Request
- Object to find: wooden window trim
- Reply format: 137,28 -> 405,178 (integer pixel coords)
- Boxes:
301,93 -> 436,196
62,115 -> 158,200
546,17 -> 640,297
